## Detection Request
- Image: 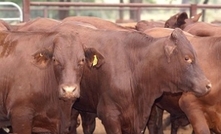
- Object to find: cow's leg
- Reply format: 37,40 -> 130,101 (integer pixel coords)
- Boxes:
10,108 -> 33,134
179,95 -> 210,134
97,99 -> 122,134
79,111 -> 96,134
170,114 -> 189,134
69,108 -> 80,134
147,104 -> 164,134
99,115 -> 121,134
170,114 -> 180,134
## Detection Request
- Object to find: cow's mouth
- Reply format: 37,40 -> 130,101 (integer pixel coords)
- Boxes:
59,95 -> 78,101
192,86 -> 211,97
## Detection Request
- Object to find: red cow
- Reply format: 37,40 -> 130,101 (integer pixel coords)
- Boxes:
0,26 -> 103,134
145,28 -> 221,134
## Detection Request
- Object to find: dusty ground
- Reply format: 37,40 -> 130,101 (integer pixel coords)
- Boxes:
76,112 -> 193,134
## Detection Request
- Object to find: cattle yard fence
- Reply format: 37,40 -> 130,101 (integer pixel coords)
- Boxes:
10,1 -> 221,23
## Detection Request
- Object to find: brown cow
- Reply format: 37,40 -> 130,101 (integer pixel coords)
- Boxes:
17,17 -> 61,31
0,28 -> 103,134
144,28 -> 221,134
62,16 -> 134,31
164,12 -> 221,37
164,12 -> 202,30
135,20 -> 165,32
57,23 -> 211,134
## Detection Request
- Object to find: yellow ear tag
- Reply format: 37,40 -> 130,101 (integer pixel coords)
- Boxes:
92,55 -> 98,66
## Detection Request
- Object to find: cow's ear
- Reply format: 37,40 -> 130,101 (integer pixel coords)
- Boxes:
164,30 -> 180,62
165,43 -> 176,55
191,12 -> 202,22
84,48 -> 104,68
32,49 -> 53,69
177,12 -> 188,27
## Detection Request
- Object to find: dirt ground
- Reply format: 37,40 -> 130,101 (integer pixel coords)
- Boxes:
76,112 -> 193,134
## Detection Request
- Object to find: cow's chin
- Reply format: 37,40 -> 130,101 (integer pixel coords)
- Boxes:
59,94 -> 80,101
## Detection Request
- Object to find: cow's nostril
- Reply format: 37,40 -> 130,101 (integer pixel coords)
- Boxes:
62,86 -> 76,93
206,83 -> 212,89
62,87 -> 66,93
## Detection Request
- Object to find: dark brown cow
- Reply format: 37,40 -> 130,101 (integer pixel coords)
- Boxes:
57,23 -> 211,134
164,12 -> 202,30
0,27 -> 102,134
144,28 -> 221,134
164,12 -> 221,37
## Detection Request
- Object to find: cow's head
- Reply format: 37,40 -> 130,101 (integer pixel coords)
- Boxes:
164,12 -> 202,30
163,28 -> 211,96
52,33 -> 104,100
164,12 -> 188,29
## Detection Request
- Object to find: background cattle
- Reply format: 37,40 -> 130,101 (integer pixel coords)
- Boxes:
144,27 -> 221,134
135,20 -> 164,32
17,17 -> 61,31
164,12 -> 221,37
164,12 -> 202,30
62,16 -> 134,31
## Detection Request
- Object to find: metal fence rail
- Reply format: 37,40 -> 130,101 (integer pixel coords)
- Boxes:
22,1 -> 221,22
0,2 -> 23,22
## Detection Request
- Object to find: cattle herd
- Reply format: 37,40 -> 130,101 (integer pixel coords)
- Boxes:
0,11 -> 220,134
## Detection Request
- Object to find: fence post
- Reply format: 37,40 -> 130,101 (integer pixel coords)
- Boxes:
22,0 -> 30,22
137,7 -> 141,21
190,4 -> 197,17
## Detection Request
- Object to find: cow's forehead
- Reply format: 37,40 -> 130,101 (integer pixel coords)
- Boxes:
53,34 -> 85,60
56,33 -> 83,48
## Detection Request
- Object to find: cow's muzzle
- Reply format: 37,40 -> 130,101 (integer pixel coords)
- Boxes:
59,85 -> 80,100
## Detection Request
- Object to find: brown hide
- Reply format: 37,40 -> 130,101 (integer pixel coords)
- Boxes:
17,17 -> 61,31
183,22 -> 221,37
0,20 -> 11,31
136,20 -> 165,32
62,16 -> 134,31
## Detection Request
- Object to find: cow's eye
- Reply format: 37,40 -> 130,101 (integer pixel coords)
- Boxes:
185,56 -> 192,63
